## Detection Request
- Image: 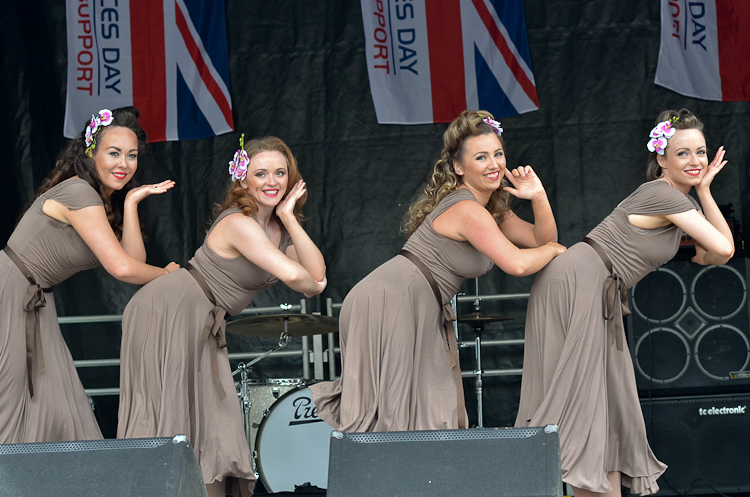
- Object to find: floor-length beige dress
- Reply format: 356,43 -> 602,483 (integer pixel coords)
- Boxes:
1,178 -> 104,443
516,181 -> 700,494
310,188 -> 494,432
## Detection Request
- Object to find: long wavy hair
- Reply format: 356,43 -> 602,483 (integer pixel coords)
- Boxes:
646,108 -> 705,181
37,106 -> 147,240
217,136 -> 305,228
401,109 -> 511,236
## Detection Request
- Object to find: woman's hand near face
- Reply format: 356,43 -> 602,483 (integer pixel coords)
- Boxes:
697,146 -> 727,192
275,180 -> 306,222
502,166 -> 545,200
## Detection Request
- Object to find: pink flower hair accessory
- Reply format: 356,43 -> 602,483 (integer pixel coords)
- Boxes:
482,116 -> 503,136
84,109 -> 115,158
646,116 -> 679,155
229,133 -> 249,181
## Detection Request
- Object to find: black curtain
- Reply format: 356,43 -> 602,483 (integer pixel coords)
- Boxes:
2,0 -> 749,436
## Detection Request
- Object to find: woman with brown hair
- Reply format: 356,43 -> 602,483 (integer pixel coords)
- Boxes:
117,135 -> 326,497
310,109 -> 565,433
515,108 -> 734,496
0,106 -> 178,444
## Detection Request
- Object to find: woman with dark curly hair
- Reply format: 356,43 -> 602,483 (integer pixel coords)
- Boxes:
0,106 -> 178,444
310,109 -> 565,433
118,135 -> 326,497
515,108 -> 734,496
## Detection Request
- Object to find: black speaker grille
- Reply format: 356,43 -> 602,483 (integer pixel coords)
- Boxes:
340,426 -> 554,444
641,394 -> 750,495
0,436 -> 174,455
628,257 -> 750,396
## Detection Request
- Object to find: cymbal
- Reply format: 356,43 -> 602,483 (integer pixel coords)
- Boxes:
457,312 -> 514,326
226,314 -> 338,337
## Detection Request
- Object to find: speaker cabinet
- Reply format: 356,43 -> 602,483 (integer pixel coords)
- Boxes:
627,257 -> 750,397
0,436 -> 207,497
327,426 -> 561,497
641,394 -> 750,495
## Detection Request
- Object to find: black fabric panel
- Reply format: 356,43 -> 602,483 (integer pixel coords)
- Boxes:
2,0 -> 750,435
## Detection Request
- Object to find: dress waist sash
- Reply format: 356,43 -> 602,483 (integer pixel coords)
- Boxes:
185,262 -> 229,401
3,245 -> 54,398
581,237 -> 631,351
398,249 -> 467,429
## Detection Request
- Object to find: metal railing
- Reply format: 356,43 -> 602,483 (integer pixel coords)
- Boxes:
324,284 -> 531,380
70,300 -> 310,397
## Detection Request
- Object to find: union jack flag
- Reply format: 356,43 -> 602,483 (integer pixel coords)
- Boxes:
65,0 -> 233,142
361,0 -> 539,124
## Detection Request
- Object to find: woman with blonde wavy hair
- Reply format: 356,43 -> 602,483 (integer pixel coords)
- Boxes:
310,110 -> 565,433
118,135 -> 326,497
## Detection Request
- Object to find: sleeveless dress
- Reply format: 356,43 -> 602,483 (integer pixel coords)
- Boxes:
0,177 -> 104,443
118,207 -> 291,497
515,181 -> 700,495
310,188 -> 494,432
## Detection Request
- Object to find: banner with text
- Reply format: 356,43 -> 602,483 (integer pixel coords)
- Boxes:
655,0 -> 750,101
65,0 -> 233,142
361,0 -> 539,124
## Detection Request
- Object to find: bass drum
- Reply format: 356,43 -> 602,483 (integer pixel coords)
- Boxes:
254,385 -> 334,492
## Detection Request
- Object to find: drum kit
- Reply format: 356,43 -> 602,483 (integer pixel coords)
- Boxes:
227,307 -> 512,491
227,313 -> 337,493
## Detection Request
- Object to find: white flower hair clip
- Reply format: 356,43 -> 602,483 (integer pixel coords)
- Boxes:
85,109 -> 114,157
228,133 -> 249,181
482,116 -> 503,136
646,116 -> 678,156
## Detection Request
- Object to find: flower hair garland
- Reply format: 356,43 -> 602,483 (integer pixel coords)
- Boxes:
229,133 -> 249,181
646,116 -> 679,155
84,109 -> 114,157
482,116 -> 503,136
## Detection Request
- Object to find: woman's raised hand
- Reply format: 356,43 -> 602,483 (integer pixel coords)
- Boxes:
503,166 -> 545,200
276,180 -> 306,220
698,146 -> 727,191
125,180 -> 176,205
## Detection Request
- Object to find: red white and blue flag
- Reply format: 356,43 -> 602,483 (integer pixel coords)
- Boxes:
361,0 -> 539,124
64,0 -> 233,142
655,0 -> 750,101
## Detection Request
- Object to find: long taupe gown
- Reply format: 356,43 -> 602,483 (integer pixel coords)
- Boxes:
516,180 -> 700,495
0,178 -> 103,443
310,188 -> 494,432
118,207 -> 291,497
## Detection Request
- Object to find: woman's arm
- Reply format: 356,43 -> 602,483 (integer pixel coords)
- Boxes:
666,147 -> 734,266
65,204 -> 179,284
432,199 -> 566,277
499,166 -> 558,248
221,214 -> 326,297
276,181 -> 326,282
120,180 -> 176,262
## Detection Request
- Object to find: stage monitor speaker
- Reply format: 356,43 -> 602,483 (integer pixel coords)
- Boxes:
0,436 -> 207,497
326,426 -> 561,497
641,394 -> 750,495
627,257 -> 750,397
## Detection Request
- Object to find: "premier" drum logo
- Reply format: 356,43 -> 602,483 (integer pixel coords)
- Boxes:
289,395 -> 325,425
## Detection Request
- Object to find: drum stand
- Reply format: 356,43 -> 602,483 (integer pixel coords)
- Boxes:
470,321 -> 486,428
232,331 -> 292,474
457,299 -> 513,429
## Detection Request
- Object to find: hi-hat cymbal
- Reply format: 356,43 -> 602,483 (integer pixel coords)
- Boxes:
226,314 -> 338,337
457,312 -> 514,326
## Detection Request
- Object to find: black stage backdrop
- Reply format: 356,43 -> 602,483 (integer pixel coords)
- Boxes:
1,1 -> 750,438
